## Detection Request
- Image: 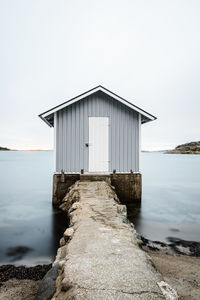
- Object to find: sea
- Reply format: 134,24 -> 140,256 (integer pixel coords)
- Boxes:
0,150 -> 199,266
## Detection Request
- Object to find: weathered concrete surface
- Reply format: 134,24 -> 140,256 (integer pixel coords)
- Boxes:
111,173 -> 141,204
52,174 -> 80,206
52,181 -> 165,299
80,174 -> 111,183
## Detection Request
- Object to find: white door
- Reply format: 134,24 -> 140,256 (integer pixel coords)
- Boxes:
89,117 -> 109,172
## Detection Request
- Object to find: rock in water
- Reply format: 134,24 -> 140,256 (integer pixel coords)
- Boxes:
35,265 -> 59,300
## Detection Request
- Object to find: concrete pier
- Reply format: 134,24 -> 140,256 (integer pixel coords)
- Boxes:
52,180 -> 165,300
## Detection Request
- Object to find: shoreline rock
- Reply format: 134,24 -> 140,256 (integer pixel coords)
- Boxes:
139,235 -> 200,256
166,141 -> 200,154
0,278 -> 41,300
0,146 -> 10,151
144,248 -> 200,300
0,264 -> 51,284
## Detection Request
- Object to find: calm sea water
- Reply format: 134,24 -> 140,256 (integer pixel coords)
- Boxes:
134,152 -> 200,243
0,151 -> 199,266
0,151 -> 67,266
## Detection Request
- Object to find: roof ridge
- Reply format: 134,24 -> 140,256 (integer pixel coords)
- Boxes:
39,85 -> 156,127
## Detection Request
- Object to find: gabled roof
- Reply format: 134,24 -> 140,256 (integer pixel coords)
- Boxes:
39,85 -> 156,127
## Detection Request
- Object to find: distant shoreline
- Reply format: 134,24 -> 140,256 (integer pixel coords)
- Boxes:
1,149 -> 199,154
165,141 -> 200,155
0,148 -> 53,151
1,142 -> 199,154
0,147 -> 10,151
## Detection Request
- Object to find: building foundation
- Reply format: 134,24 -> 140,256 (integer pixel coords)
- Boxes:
52,172 -> 141,207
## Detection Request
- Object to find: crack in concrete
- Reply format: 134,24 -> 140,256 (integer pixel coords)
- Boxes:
73,284 -> 163,296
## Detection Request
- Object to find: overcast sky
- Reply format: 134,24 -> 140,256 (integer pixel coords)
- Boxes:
0,0 -> 199,150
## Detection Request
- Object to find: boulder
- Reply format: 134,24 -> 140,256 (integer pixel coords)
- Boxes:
35,264 -> 59,300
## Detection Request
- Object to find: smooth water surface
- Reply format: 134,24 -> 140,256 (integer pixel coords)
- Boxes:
132,152 -> 200,243
0,151 -> 67,266
0,151 -> 199,265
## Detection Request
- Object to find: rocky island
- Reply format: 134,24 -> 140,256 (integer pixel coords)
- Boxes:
0,146 -> 10,151
166,141 -> 200,154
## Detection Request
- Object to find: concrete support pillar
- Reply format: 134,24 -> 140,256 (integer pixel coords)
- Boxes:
52,174 -> 80,206
52,173 -> 141,207
111,173 -> 141,204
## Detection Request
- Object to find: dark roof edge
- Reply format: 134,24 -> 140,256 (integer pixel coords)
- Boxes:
38,85 -> 102,118
98,85 -> 157,121
38,85 -> 157,125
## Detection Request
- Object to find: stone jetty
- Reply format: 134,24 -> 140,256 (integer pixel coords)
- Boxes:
51,181 -> 167,299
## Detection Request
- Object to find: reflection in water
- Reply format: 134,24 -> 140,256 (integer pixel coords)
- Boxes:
126,202 -> 141,229
0,151 -> 71,266
51,208 -> 69,261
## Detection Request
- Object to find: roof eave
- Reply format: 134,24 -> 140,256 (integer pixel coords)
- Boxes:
39,114 -> 53,127
39,85 -> 157,125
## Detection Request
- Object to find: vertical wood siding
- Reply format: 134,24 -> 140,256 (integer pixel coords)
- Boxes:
55,91 -> 139,172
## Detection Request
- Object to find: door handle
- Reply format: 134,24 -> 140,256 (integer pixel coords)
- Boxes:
85,143 -> 89,147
